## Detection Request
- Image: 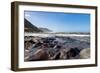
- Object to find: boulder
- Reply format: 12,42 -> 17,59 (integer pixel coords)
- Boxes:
79,48 -> 90,59
27,49 -> 49,61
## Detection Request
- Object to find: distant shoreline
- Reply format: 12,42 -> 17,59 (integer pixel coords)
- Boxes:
24,32 -> 90,37
25,32 -> 90,34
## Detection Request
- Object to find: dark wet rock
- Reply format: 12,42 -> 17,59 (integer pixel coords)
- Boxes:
65,48 -> 80,59
33,42 -> 42,48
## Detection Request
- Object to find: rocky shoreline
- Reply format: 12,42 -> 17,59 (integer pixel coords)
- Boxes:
24,35 -> 90,61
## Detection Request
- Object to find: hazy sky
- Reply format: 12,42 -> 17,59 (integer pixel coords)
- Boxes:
24,11 -> 90,32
